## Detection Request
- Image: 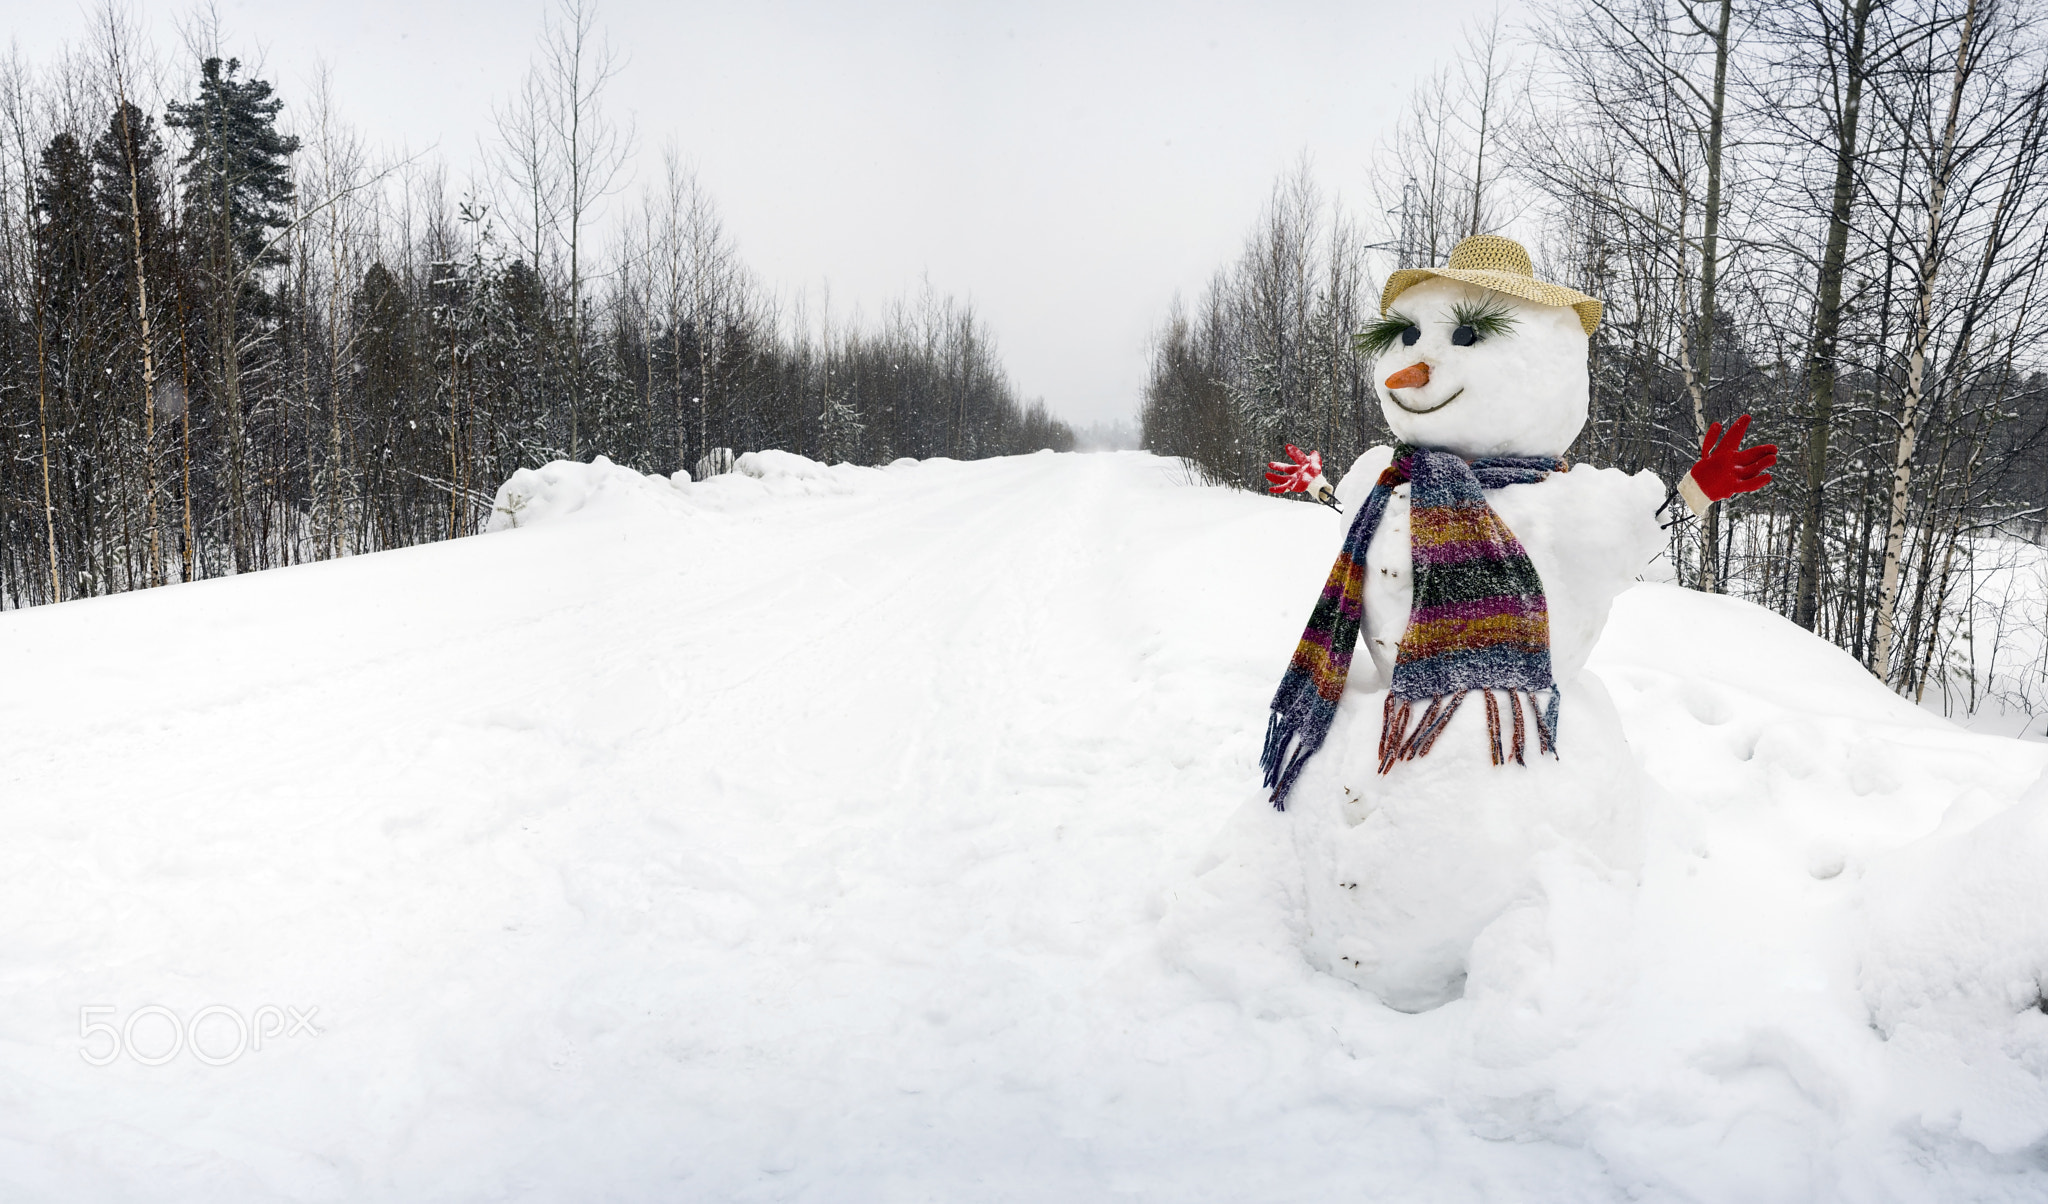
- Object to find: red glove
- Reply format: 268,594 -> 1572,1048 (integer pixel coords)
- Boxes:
1265,444 -> 1323,494
1266,444 -> 1341,512
1679,414 -> 1776,516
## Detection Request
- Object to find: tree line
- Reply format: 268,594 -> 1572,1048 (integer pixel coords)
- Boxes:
1144,0 -> 2048,712
0,2 -> 1072,611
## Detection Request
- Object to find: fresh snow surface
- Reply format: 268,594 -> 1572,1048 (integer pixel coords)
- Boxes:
2,450 -> 2045,1202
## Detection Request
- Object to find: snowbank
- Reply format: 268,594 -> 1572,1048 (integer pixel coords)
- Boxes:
484,455 -> 694,531
1857,770 -> 2048,1156
1,450 -> 2043,1201
485,448 -> 907,533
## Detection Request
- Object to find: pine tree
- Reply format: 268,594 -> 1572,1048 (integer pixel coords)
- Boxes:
34,134 -> 106,358
90,102 -> 168,257
33,132 -> 113,594
166,59 -> 300,271
92,100 -> 175,586
164,57 -> 300,571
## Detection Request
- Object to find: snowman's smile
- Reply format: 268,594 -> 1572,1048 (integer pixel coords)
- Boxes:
1390,387 -> 1464,415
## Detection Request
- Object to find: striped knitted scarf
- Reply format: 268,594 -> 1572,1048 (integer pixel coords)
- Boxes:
1260,445 -> 1565,810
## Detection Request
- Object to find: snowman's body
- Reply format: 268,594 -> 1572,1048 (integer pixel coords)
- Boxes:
1284,271 -> 1667,1012
1349,451 -> 1666,691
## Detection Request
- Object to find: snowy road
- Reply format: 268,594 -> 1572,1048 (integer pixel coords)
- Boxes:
2,450 -> 2045,1201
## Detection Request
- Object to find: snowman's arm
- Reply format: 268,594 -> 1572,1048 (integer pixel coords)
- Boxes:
1616,472 -> 1676,563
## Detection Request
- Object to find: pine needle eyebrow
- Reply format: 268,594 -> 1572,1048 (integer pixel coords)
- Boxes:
1354,312 -> 1418,359
1449,297 -> 1519,339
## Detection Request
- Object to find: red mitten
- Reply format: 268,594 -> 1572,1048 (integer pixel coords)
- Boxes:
1265,444 -> 1340,512
1265,444 -> 1323,494
1679,414 -> 1776,517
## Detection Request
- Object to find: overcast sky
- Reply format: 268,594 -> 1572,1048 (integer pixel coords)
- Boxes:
16,0 -> 1515,426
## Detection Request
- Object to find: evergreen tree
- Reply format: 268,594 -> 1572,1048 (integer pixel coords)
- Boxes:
164,56 -> 300,571
90,102 -> 169,258
34,134 -> 107,348
90,102 -> 174,409
165,58 -> 300,271
32,132 -> 118,591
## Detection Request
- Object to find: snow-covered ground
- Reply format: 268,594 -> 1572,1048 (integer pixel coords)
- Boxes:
1,450 -> 2044,1202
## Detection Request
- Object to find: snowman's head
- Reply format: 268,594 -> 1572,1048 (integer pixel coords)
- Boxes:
1361,236 -> 1602,460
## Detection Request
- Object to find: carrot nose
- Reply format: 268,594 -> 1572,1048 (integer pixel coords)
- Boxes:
1384,362 -> 1431,390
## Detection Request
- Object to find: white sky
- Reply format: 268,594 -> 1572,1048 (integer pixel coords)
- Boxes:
16,0 -> 1514,425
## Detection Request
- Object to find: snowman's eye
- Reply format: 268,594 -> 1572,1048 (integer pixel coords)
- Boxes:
1353,311 -> 1421,359
1448,297 -> 1519,345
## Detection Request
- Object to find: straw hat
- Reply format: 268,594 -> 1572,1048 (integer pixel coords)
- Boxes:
1380,234 -> 1602,336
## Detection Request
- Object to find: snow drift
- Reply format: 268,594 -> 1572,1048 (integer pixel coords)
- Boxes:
484,449 -> 901,532
0,450 -> 2043,1202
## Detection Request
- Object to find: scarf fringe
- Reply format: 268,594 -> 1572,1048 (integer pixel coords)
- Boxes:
1380,687 -> 1561,775
1262,710 -> 1317,810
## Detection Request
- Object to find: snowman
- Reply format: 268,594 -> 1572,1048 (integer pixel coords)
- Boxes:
1258,235 -> 1773,1012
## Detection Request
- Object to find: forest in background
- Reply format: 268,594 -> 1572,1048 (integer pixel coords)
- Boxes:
1142,0 -> 2048,718
0,2 -> 1073,611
